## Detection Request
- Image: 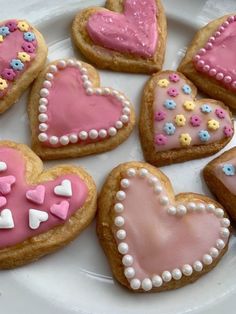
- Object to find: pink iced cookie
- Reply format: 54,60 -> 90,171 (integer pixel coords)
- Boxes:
0,141 -> 97,269
98,162 -> 230,292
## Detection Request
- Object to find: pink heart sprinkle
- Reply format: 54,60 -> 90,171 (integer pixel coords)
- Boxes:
0,175 -> 16,195
50,200 -> 69,220
26,185 -> 46,205
0,196 -> 7,207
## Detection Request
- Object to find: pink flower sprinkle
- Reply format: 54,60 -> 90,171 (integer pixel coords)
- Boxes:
224,126 -> 234,137
167,87 -> 179,97
5,20 -> 17,32
190,115 -> 202,127
215,108 -> 225,119
154,110 -> 166,121
22,42 -> 35,53
2,68 -> 16,81
155,134 -> 168,145
169,73 -> 180,82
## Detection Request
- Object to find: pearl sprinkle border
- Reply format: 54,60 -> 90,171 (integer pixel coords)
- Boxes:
114,168 -> 230,291
38,59 -> 131,146
193,15 -> 236,90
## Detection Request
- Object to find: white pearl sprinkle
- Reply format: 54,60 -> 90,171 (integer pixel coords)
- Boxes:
130,279 -> 141,290
141,278 -> 152,291
209,247 -> 219,258
79,131 -> 88,140
81,75 -> 88,82
216,239 -> 225,250
40,88 -> 49,97
115,121 -> 123,129
103,88 -> 111,95
69,134 -> 78,143
187,202 -> 196,211
148,176 -> 158,185
154,185 -> 163,194
98,129 -> 107,138
89,129 -> 98,139
118,242 -> 128,254
220,227 -> 230,238
221,218 -> 230,228
127,168 -> 136,177
114,216 -> 124,227
215,208 -> 224,218
43,80 -> 52,89
116,191 -> 126,201
162,271 -> 172,282
123,107 -> 130,115
121,115 -> 129,123
196,203 -> 205,212
122,255 -> 133,267
203,254 -> 213,265
160,196 -> 169,206
176,205 -> 187,216
67,59 -> 75,67
206,204 -> 215,212
172,269 -> 182,280
39,98 -> 48,106
121,179 -> 130,189
114,203 -> 124,213
80,68 -> 87,75
38,133 -> 48,142
84,81 -> 92,89
57,60 -> 67,69
95,88 -> 102,95
38,113 -> 48,122
116,94 -> 125,102
39,105 -> 47,113
167,206 -> 177,215
49,65 -> 58,73
108,127 -> 117,137
39,123 -> 48,132
60,136 -> 69,146
86,88 -> 94,95
116,229 -> 126,240
123,100 -> 130,107
193,261 -> 203,272
124,267 -> 135,279
49,136 -> 59,145
139,168 -> 149,177
112,90 -> 119,96
45,73 -> 54,81
182,264 -> 193,276
152,275 -> 163,287
75,61 -> 82,68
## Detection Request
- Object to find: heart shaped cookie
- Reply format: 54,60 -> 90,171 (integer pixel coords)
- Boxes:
98,162 -> 230,292
204,147 -> 236,221
0,19 -> 47,113
179,14 -> 236,109
28,59 -> 135,160
0,141 -> 96,269
139,71 -> 234,166
71,0 -> 166,73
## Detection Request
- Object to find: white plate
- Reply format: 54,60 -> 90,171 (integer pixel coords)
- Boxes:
1,0 -> 236,313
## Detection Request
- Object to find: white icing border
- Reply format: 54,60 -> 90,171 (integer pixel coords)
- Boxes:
38,59 -> 131,145
114,168 -> 230,291
193,15 -> 236,89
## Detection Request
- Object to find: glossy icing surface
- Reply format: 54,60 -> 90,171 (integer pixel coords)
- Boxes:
87,0 -> 158,58
0,147 -> 88,248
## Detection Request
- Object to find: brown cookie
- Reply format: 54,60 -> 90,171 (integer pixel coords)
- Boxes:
0,19 -> 47,113
0,141 -> 97,269
98,161 -> 230,292
28,59 -> 135,160
178,14 -> 236,110
139,70 -> 234,166
71,0 -> 166,74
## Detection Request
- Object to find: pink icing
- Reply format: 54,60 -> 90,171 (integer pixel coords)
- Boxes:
153,72 -> 233,151
215,158 -> 236,195
0,147 -> 88,249
193,17 -> 236,90
43,66 -> 123,147
115,175 -> 221,280
0,19 -> 37,98
86,0 -> 158,58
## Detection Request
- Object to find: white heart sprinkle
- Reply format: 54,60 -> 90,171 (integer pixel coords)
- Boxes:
0,161 -> 7,172
29,209 -> 48,230
54,180 -> 72,197
0,209 -> 14,229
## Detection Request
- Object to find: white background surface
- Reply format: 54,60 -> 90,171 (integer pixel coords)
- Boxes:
0,0 -> 236,313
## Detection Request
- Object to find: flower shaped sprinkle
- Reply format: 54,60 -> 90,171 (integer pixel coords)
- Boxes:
167,87 -> 179,97
155,134 -> 168,146
215,108 -> 226,119
0,78 -> 8,91
157,79 -> 169,88
208,119 -> 220,131
6,20 -> 17,32
224,126 -> 234,137
222,164 -> 235,176
201,104 -> 212,113
190,115 -> 202,127
163,122 -> 176,135
0,35 -> 4,43
182,84 -> 192,95
22,42 -> 35,53
183,100 -> 195,111
10,59 -> 24,71
0,26 -> 10,37
164,99 -> 176,110
17,21 -> 29,32
24,32 -> 36,42
169,73 -> 180,82
154,110 -> 166,121
1,68 -> 16,81
179,133 -> 192,146
175,114 -> 186,127
199,130 -> 211,142
18,52 -> 31,62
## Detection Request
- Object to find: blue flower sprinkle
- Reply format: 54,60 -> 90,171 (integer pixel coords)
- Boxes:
199,130 -> 211,142
182,84 -> 192,95
222,164 -> 235,176
201,104 -> 212,113
163,122 -> 176,135
164,99 -> 176,110
23,31 -> 35,42
10,59 -> 24,71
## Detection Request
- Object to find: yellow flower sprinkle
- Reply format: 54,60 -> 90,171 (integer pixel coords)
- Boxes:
157,79 -> 169,88
175,114 -> 186,127
208,119 -> 220,131
0,78 -> 8,91
17,21 -> 29,32
0,35 -> 4,43
183,100 -> 195,111
18,52 -> 31,62
180,133 -> 192,146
